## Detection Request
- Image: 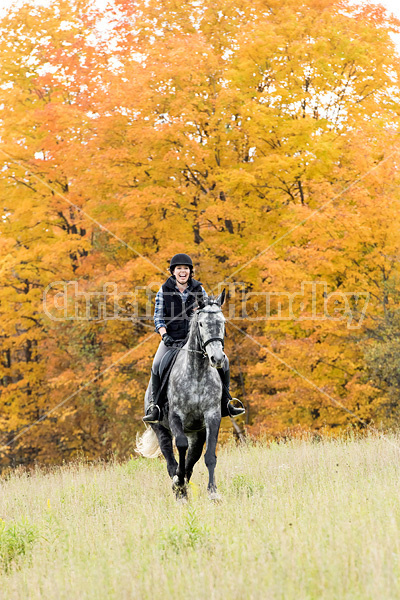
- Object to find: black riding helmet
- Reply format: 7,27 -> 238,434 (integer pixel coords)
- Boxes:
169,253 -> 194,275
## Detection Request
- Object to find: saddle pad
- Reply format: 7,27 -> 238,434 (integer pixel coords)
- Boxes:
158,347 -> 180,381
156,339 -> 187,405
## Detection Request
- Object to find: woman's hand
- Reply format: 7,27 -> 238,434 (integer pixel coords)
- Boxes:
162,333 -> 174,347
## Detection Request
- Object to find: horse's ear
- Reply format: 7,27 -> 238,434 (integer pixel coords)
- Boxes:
216,288 -> 226,307
197,295 -> 206,309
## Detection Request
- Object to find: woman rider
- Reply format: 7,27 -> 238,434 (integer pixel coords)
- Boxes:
143,253 -> 245,423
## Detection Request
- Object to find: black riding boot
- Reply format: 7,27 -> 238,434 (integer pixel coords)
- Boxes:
143,371 -> 162,423
218,366 -> 245,418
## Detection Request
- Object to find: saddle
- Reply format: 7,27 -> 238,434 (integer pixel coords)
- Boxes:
155,339 -> 187,406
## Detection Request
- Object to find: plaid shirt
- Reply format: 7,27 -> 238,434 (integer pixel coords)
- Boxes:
154,284 -> 208,332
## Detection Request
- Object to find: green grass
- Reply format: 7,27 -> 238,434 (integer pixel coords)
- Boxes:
1,435 -> 400,599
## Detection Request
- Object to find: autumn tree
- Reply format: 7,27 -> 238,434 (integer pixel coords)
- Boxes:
1,0 -> 400,466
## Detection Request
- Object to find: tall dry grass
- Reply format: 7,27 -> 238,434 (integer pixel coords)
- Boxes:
0,434 -> 400,599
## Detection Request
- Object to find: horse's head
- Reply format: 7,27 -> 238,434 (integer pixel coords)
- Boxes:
196,290 -> 226,368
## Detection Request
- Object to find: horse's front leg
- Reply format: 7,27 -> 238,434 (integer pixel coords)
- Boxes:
153,424 -> 178,479
185,429 -> 206,483
169,412 -> 188,499
204,414 -> 221,501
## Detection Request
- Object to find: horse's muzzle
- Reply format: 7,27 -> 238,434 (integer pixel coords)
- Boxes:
209,354 -> 225,369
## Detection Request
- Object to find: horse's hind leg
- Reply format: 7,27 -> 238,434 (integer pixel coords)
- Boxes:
154,425 -> 178,479
204,415 -> 221,501
169,412 -> 188,499
185,430 -> 206,483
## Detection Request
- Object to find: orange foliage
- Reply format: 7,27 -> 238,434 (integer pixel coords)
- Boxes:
1,0 -> 400,466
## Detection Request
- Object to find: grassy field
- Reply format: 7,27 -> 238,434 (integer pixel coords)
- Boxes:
1,434 -> 400,599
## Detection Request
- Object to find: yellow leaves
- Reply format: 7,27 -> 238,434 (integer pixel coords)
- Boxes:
0,0 -> 399,468
49,369 -> 78,388
115,399 -> 131,416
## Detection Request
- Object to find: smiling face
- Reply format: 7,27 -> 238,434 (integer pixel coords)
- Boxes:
197,305 -> 226,368
173,264 -> 191,285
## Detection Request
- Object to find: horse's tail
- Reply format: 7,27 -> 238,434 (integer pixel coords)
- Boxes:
135,428 -> 162,458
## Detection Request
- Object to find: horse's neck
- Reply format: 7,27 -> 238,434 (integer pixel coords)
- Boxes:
183,323 -> 208,374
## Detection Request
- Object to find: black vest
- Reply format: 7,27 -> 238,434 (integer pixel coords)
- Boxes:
162,276 -> 203,340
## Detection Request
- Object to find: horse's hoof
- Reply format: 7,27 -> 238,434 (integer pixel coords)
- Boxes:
176,495 -> 188,505
174,486 -> 188,502
172,475 -> 185,490
172,475 -> 188,501
208,491 -> 222,503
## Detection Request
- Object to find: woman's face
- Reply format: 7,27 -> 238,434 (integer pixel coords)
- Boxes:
173,265 -> 191,285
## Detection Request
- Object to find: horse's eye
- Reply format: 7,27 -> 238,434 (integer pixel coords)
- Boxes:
199,323 -> 203,327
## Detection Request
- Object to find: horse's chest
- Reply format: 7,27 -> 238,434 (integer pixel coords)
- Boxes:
169,371 -> 220,410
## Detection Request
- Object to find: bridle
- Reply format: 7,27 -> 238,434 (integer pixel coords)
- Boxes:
196,308 -> 225,357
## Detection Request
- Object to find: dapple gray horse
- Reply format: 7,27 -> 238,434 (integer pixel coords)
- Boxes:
136,291 -> 226,501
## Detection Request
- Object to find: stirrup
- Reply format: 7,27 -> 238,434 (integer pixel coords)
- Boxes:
142,404 -> 161,424
227,398 -> 245,418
